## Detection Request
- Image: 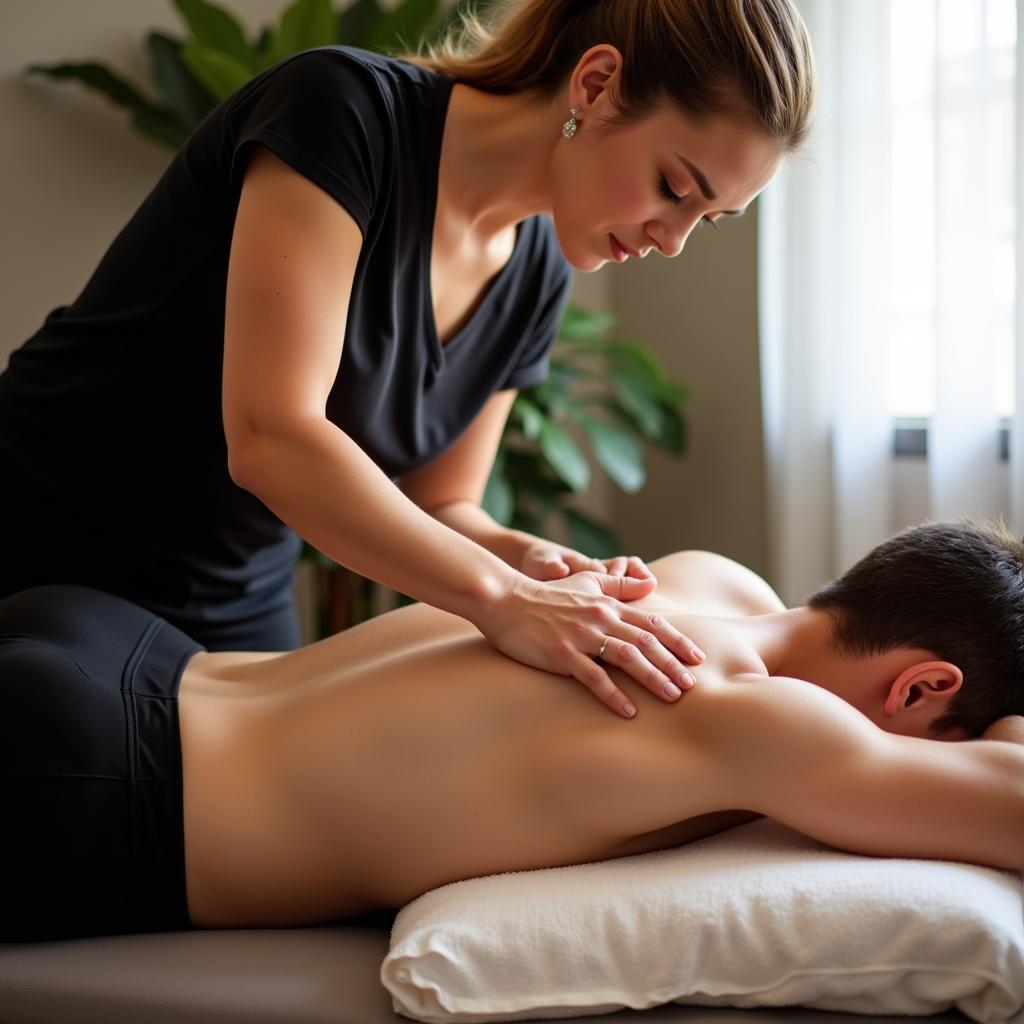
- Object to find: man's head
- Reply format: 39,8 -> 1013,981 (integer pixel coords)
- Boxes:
806,518 -> 1024,740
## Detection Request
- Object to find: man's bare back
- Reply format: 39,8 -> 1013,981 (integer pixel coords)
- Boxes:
177,550 -> 1024,931
176,551 -> 783,928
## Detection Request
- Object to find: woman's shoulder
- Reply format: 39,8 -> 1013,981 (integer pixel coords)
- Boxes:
228,45 -> 442,121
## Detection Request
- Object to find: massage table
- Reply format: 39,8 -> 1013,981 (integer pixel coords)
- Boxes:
3,812 -> 1023,1024
1,910 -> 1019,1024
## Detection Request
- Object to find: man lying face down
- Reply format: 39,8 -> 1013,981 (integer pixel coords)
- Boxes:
1,517 -> 1022,943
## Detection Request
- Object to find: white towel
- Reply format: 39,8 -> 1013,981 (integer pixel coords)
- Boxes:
382,819 -> 1024,1024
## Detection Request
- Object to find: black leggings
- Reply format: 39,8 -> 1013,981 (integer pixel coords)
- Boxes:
0,560 -> 301,652
0,585 -> 204,943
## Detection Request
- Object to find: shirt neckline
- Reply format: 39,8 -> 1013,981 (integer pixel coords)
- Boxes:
422,76 -> 528,372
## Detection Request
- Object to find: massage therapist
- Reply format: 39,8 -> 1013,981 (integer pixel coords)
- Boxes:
0,0 -> 814,718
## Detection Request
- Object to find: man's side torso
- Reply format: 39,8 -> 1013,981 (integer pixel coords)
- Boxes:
178,551 -> 787,928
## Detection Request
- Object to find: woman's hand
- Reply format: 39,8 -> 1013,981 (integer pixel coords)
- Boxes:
520,539 -> 654,583
474,570 -> 705,719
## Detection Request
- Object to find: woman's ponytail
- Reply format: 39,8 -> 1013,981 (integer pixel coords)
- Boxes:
396,0 -> 815,151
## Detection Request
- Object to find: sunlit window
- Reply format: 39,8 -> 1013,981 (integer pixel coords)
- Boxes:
888,0 -> 1016,418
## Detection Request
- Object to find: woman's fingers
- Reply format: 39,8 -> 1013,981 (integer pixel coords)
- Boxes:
597,632 -> 695,702
626,556 -> 654,579
567,650 -> 638,718
555,553 -> 605,577
619,606 -> 706,666
593,574 -> 703,665
597,555 -> 652,580
596,572 -> 657,601
567,625 -> 695,718
605,556 -> 629,577
478,570 -> 705,721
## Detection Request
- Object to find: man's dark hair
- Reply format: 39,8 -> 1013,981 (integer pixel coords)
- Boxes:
806,517 -> 1024,738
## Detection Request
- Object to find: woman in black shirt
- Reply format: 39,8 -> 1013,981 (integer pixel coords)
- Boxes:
0,0 -> 815,719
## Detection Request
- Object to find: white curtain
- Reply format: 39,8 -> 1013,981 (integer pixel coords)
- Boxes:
1016,0 -> 1024,518
760,0 -> 1023,606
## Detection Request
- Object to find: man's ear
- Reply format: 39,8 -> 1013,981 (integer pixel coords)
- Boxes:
883,660 -> 963,717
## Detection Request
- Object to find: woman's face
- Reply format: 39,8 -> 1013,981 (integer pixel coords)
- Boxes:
550,54 -> 784,271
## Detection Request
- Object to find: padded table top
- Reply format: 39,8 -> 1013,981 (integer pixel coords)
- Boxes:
0,911 -> 1018,1024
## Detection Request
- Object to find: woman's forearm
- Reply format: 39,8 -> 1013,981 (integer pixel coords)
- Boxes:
428,500 -> 536,569
230,419 -> 521,627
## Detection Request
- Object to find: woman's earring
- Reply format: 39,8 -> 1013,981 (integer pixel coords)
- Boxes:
561,106 -> 581,139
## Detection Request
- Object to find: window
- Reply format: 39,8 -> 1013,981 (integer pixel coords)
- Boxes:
887,0 -> 1016,419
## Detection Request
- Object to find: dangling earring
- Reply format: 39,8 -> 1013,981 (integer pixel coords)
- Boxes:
561,106 -> 581,139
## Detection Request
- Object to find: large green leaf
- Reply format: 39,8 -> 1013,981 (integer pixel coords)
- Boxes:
431,0 -> 501,42
561,507 -> 621,560
25,61 -> 162,114
147,31 -> 216,131
266,0 -> 337,66
173,0 -> 254,68
547,361 -> 579,392
180,42 -> 254,101
482,468 -> 514,525
538,421 -> 590,493
611,370 -> 666,439
131,104 -> 190,148
609,342 -> 689,403
557,302 -> 616,341
652,403 -> 686,455
608,341 -> 667,390
526,379 -> 571,418
503,449 -> 563,520
365,0 -> 442,53
591,395 -> 686,456
254,25 -> 274,58
337,0 -> 382,48
582,417 -> 645,493
510,509 -> 543,536
513,396 -> 544,442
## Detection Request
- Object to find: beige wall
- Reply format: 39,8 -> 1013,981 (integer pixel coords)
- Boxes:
1,0 -> 289,359
2,0 -> 767,598
608,214 -> 768,576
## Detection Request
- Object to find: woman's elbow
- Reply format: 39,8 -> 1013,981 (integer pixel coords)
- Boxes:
225,413 -> 333,493
224,417 -> 286,493
226,431 -> 265,492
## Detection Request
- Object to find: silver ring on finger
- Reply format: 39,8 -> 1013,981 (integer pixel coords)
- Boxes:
597,635 -> 610,660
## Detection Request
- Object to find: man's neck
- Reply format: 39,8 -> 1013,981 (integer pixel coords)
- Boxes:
717,608 -> 941,732
725,607 -> 839,688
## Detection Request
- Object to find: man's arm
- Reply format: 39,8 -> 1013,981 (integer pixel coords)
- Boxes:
696,676 -> 1024,871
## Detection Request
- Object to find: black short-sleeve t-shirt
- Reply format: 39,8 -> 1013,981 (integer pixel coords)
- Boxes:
0,46 -> 573,620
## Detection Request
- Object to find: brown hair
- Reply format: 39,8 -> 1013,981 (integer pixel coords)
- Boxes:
396,0 -> 816,150
807,518 -> 1024,739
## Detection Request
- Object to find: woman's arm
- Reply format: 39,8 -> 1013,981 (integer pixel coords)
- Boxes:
398,389 -> 538,569
399,390 -> 622,577
222,145 -> 699,714
224,145 -> 513,623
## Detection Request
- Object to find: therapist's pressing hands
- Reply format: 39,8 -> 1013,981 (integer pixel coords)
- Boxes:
476,546 -> 705,719
520,539 -> 654,584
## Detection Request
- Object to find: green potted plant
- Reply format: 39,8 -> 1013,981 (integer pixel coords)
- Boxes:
26,0 -> 689,637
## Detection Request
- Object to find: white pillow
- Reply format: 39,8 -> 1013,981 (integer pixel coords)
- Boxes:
381,818 -> 1024,1024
